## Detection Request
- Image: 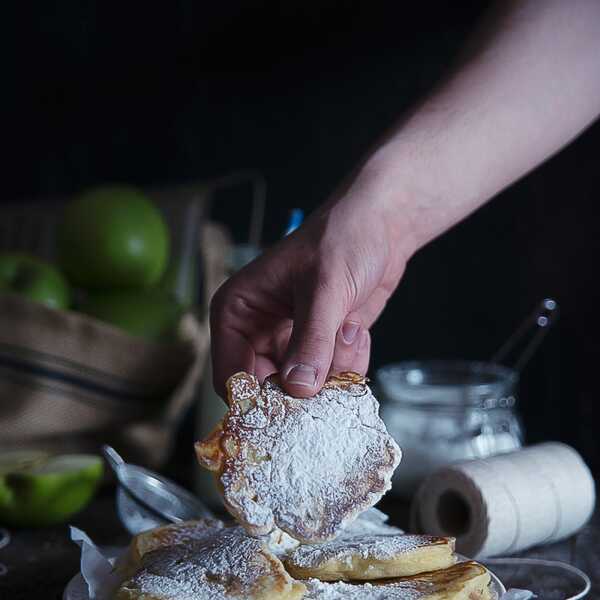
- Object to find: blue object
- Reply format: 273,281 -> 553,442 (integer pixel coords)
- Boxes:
283,209 -> 304,236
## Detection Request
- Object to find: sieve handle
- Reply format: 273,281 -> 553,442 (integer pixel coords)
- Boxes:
491,298 -> 559,372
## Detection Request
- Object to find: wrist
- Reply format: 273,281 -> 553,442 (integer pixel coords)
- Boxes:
346,150 -> 422,264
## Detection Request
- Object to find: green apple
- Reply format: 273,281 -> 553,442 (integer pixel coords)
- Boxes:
58,186 -> 170,289
79,289 -> 183,341
0,452 -> 103,528
0,252 -> 70,309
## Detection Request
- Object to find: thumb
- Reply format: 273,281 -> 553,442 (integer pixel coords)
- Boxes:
281,278 -> 345,397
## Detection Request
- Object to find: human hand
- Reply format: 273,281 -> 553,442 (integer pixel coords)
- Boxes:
213,0 -> 600,398
210,175 -> 416,398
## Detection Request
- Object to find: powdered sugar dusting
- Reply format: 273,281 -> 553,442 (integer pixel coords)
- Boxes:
340,507 -> 404,536
215,372 -> 402,543
303,578 -> 426,600
136,519 -> 225,557
287,533 -> 447,569
119,526 -> 294,600
266,527 -> 301,557
302,562 -> 491,600
227,372 -> 260,405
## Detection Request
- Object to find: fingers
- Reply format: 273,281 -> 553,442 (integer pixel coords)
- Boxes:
352,328 -> 371,375
331,315 -> 372,376
210,326 -> 255,399
330,313 -> 362,374
210,290 -> 256,398
281,279 -> 344,397
355,286 -> 395,329
254,355 -> 278,385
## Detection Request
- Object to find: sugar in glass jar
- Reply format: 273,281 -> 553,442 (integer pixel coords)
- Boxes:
377,360 -> 523,499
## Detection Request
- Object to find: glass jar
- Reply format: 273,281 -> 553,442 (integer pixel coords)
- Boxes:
377,360 -> 523,499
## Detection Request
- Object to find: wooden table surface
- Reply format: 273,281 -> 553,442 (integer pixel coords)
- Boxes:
1,486 -> 598,599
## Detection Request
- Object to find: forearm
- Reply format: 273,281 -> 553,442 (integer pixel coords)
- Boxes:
354,0 -> 600,254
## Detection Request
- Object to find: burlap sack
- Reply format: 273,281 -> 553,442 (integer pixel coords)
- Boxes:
0,222 -> 230,468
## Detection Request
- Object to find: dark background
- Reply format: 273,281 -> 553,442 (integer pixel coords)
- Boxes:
5,1 -> 599,469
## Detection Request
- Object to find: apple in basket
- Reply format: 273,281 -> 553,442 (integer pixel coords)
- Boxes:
79,289 -> 184,342
58,185 -> 170,289
58,185 -> 185,340
0,252 -> 70,309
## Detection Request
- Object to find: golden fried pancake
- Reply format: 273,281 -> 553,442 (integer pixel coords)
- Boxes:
284,533 -> 455,581
116,518 -> 227,581
303,561 -> 492,600
266,508 -> 399,560
115,526 -> 306,600
128,518 -> 226,566
195,371 -> 401,543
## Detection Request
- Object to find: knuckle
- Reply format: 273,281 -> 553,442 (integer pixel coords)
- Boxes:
210,284 -> 252,325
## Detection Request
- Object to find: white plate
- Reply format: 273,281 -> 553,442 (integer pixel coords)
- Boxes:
63,560 -> 507,599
